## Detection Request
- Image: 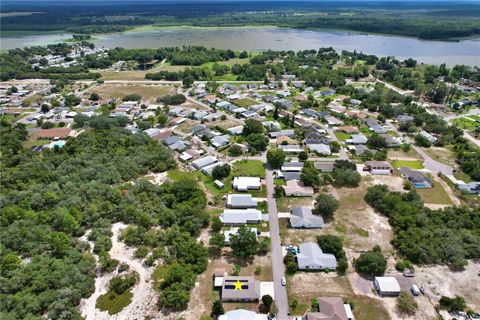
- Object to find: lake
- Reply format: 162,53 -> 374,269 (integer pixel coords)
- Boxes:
1,26 -> 479,66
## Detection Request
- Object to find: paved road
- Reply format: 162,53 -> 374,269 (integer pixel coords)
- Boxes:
318,123 -> 348,160
265,167 -> 289,319
412,145 -> 454,175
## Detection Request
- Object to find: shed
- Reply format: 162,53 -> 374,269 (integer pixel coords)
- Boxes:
374,277 -> 401,297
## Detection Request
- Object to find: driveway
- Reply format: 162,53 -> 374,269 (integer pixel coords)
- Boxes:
265,167 -> 289,319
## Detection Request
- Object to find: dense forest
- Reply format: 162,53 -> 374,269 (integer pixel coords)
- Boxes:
365,185 -> 480,270
0,118 -> 209,318
1,1 -> 479,40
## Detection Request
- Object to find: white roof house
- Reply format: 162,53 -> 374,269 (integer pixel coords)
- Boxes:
201,161 -> 228,175
224,227 -> 258,245
227,125 -> 244,135
220,209 -> 262,225
296,242 -> 337,270
218,309 -> 268,320
281,162 -> 304,172
374,277 -> 401,297
233,177 -> 261,191
346,134 -> 368,145
192,155 -> 218,169
211,135 -> 230,149
279,144 -> 304,153
307,143 -> 331,155
227,194 -> 257,208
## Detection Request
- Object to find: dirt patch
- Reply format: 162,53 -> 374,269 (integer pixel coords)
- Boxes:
87,84 -> 176,102
323,181 -> 395,253
368,174 -> 407,193
207,118 -> 242,130
415,261 -> 480,311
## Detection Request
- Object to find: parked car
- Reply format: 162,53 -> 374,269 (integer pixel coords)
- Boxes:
411,284 -> 420,296
281,277 -> 286,286
403,271 -> 415,277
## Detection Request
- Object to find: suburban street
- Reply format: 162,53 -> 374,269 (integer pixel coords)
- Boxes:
265,167 -> 289,320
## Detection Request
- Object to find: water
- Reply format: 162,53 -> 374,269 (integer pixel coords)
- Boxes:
1,26 -> 479,66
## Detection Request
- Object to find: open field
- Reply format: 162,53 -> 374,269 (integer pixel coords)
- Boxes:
452,117 -> 479,131
207,118 -> 242,130
391,159 -> 424,169
334,131 -> 350,141
276,196 -> 314,213
99,70 -> 150,81
421,146 -> 457,167
87,84 -> 177,101
233,98 -> 259,108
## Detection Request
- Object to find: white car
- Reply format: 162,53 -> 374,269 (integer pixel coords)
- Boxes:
281,277 -> 286,286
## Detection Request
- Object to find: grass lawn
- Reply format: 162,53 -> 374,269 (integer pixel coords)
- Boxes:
348,295 -> 390,320
454,170 -> 474,183
23,139 -> 51,149
233,98 -> 259,108
391,159 -> 424,169
469,115 -> 480,121
452,117 -> 479,131
416,176 -> 453,205
231,160 -> 265,178
96,290 -> 133,315
334,131 -> 350,141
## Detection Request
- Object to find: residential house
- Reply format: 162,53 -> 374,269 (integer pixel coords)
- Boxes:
419,130 -> 437,144
262,121 -> 281,131
399,167 -> 433,188
34,128 -> 72,140
379,133 -> 401,147
221,277 -> 261,302
364,161 -> 393,175
192,155 -> 218,170
233,177 -> 261,191
336,126 -> 359,134
193,110 -> 209,120
220,209 -> 262,225
306,297 -> 354,320
202,161 -> 228,176
374,277 -> 401,297
296,242 -> 337,270
290,206 -> 324,229
227,125 -> 244,135
281,162 -> 304,172
307,143 -> 331,156
364,118 -> 387,134
456,182 -> 480,194
397,115 -> 414,123
211,135 -> 230,149
276,135 -> 297,145
314,162 -> 335,173
279,144 -> 304,154
325,116 -> 344,126
227,194 -> 257,208
283,179 -> 314,197
346,134 -> 368,145
269,129 -> 296,138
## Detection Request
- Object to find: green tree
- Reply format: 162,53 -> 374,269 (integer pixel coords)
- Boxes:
50,232 -> 71,255
212,164 -> 231,180
89,92 -> 100,101
415,133 -> 432,147
330,141 -> 340,153
354,247 -> 387,276
209,233 -> 225,251
397,291 -> 418,315
182,76 -> 195,87
158,283 -> 190,310
243,119 -> 264,135
300,162 -> 320,187
267,148 -> 286,169
228,144 -> 243,156
211,300 -> 225,317
246,133 -> 269,151
314,193 -> 339,219
439,296 -> 466,312
298,151 -> 309,162
40,104 -> 50,113
262,294 -> 273,312
230,226 -> 258,259
367,133 -> 388,149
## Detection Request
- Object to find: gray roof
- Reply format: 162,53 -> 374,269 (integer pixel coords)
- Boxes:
314,162 -> 335,172
399,167 -> 432,184
221,276 -> 260,301
290,207 -> 324,228
269,130 -> 295,138
281,162 -> 304,172
211,135 -> 230,148
201,161 -> 228,175
282,172 -> 301,181
192,155 -> 217,169
227,194 -> 257,208
296,242 -> 337,270
220,209 -> 262,224
164,135 -> 181,146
